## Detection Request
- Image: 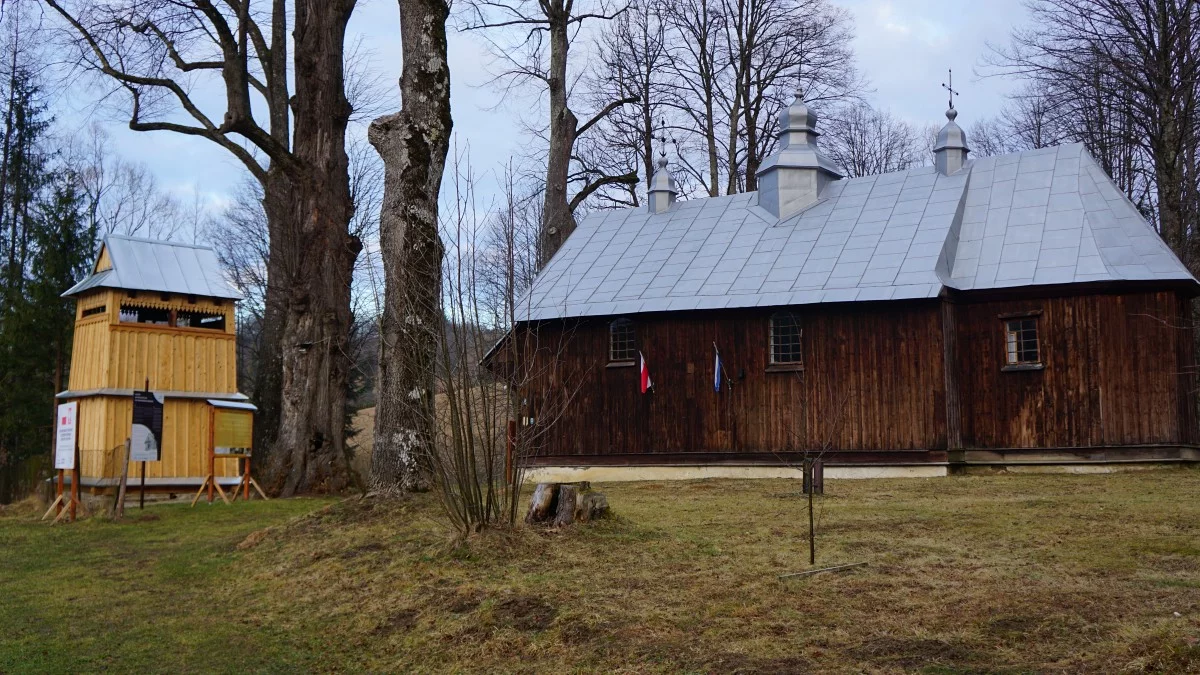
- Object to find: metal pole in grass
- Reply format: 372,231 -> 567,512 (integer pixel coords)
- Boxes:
807,458 -> 815,565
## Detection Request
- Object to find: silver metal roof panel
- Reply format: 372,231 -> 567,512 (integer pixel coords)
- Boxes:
517,143 -> 1196,321
64,234 -> 244,300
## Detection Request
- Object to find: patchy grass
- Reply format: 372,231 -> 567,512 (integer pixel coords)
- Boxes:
3,471 -> 1200,672
0,498 -> 336,673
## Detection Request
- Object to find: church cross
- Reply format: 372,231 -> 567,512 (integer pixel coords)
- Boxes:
941,68 -> 960,109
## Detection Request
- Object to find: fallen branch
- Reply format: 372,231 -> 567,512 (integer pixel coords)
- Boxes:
778,562 -> 867,580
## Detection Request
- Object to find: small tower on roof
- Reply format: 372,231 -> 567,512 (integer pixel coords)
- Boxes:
648,133 -> 678,214
756,84 -> 842,219
934,69 -> 970,175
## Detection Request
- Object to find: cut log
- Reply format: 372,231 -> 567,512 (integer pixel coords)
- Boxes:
553,485 -> 578,527
525,483 -> 559,524
575,492 -> 609,522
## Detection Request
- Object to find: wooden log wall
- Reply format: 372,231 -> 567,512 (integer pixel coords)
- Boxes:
512,288 -> 1196,464
77,398 -> 238,480
67,289 -> 238,393
514,300 -> 947,463
952,289 -> 1197,450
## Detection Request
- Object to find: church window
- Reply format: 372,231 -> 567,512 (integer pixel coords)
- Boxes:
609,318 -> 636,363
769,312 -> 802,365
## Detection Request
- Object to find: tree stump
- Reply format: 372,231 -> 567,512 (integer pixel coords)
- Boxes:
526,482 -> 609,526
553,485 -> 578,527
525,483 -> 558,524
575,492 -> 609,522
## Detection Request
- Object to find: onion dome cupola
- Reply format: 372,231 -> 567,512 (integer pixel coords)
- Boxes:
756,90 -> 843,219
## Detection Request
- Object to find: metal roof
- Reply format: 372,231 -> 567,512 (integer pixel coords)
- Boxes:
517,143 -> 1195,321
63,234 -> 243,300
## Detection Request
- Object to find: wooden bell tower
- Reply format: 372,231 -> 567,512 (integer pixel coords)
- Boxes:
59,235 -> 251,493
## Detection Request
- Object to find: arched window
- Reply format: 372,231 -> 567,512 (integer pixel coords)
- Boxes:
769,312 -> 802,365
609,318 -> 637,363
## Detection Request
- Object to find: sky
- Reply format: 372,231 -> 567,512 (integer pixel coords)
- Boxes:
54,0 -> 1031,217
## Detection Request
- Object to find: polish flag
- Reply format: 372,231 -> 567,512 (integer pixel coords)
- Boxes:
639,351 -> 653,394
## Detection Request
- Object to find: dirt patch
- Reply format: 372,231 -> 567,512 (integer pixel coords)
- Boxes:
848,636 -> 981,670
340,542 -> 386,560
445,590 -> 485,614
237,528 -> 272,550
494,595 -> 556,631
986,615 -> 1039,635
704,652 -> 811,674
131,513 -> 161,523
375,608 -> 419,635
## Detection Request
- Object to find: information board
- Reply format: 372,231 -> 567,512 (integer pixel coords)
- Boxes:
54,402 -> 78,470
214,409 -> 253,456
130,391 -> 164,462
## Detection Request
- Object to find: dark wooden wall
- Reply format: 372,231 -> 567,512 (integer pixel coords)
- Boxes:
505,287 -> 1197,465
952,289 -> 1197,450
514,301 -> 947,463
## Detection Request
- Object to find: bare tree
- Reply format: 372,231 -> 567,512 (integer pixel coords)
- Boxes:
47,0 -> 363,496
718,0 -> 861,193
366,0 -> 453,494
967,83 -> 1065,158
462,0 -> 640,266
662,0 -> 728,196
66,125 -> 183,240
649,0 -> 861,196
822,102 -> 921,178
433,150 -> 584,534
986,0 -> 1200,268
584,0 -> 672,206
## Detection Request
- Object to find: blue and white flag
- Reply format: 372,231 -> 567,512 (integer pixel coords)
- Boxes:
713,343 -> 723,392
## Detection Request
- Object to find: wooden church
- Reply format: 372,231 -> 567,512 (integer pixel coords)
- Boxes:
59,235 -> 249,492
489,92 -> 1200,481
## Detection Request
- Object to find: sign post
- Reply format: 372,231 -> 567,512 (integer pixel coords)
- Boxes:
192,400 -> 263,506
42,402 -> 80,523
130,386 -> 163,509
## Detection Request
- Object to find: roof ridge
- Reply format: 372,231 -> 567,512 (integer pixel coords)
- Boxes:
105,233 -> 216,252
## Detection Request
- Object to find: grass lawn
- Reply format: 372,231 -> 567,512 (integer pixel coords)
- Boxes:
1,470 -> 1198,673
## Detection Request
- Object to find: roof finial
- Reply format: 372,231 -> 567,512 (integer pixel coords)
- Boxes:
648,118 -> 678,213
941,68 -> 959,112
795,59 -> 805,100
655,117 -> 672,170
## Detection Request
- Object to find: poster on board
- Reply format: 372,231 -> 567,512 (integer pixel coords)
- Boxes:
130,391 -> 164,462
213,408 -> 253,456
54,402 -> 78,470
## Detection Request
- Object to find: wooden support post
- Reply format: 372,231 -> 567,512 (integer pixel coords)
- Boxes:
506,420 -> 516,485
41,490 -> 64,521
69,439 -> 81,522
139,461 -> 146,510
55,469 -> 63,517
70,465 -> 79,523
207,406 -> 215,504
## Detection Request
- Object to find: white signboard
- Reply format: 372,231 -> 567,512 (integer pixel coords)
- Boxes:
54,402 -> 78,470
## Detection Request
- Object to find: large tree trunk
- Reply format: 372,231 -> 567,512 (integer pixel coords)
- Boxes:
253,169 -> 289,480
252,0 -> 293,471
538,2 -> 578,267
367,0 -> 452,495
267,0 -> 359,497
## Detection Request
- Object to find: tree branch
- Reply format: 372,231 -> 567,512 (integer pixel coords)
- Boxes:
576,94 -> 638,138
569,170 -> 638,211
